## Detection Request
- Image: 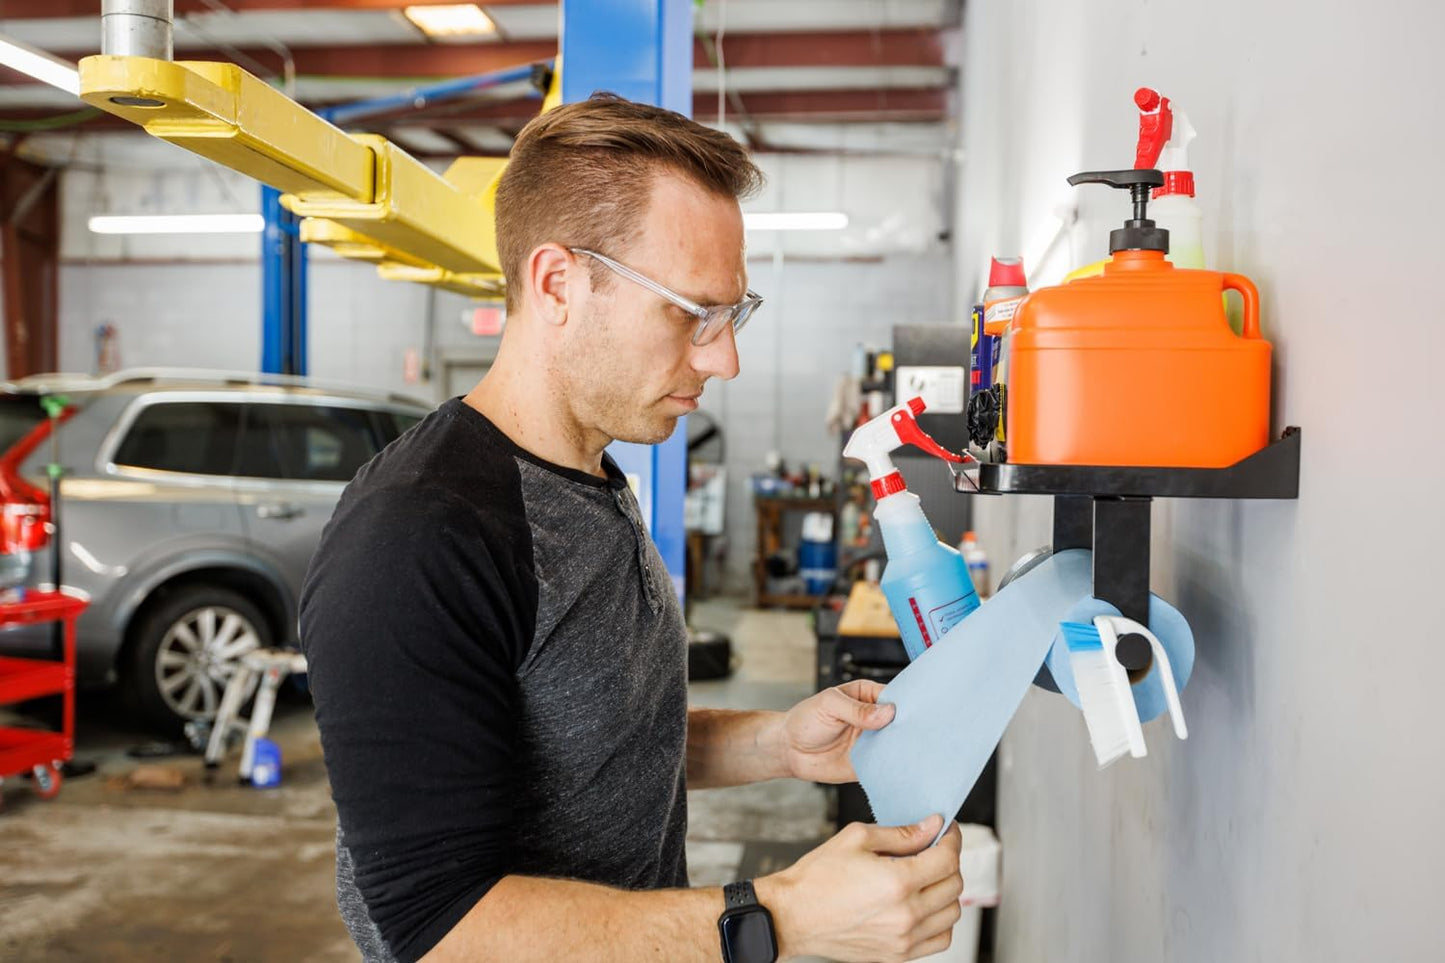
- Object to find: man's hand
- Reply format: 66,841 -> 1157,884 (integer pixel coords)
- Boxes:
772,679 -> 895,784
756,815 -> 965,962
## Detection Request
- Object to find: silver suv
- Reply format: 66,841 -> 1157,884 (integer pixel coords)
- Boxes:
0,369 -> 431,733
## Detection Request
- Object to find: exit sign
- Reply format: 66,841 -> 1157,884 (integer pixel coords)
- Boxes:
470,304 -> 505,336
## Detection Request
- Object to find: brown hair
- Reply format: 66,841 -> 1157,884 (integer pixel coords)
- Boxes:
495,92 -> 763,310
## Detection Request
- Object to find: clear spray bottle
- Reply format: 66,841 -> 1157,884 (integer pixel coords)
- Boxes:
1132,87 -> 1204,269
844,398 -> 980,660
1152,110 -> 1204,269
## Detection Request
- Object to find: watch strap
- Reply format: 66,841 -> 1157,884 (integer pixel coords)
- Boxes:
723,879 -> 758,911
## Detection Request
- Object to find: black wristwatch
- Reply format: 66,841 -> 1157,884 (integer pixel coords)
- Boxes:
718,879 -> 778,963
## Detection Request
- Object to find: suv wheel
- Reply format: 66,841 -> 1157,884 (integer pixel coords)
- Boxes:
127,585 -> 272,734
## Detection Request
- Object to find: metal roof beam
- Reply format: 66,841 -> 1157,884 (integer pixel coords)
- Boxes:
0,85 -> 949,130
0,0 -> 543,18
346,86 -> 949,127
28,29 -> 943,79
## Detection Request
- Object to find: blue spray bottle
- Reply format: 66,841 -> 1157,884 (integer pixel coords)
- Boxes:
845,398 -> 980,660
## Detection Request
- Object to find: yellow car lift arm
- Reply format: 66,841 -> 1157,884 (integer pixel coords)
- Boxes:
77,51 -> 561,294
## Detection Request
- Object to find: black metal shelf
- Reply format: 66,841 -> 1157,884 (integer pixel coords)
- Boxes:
953,428 -> 1302,676
957,427 -> 1301,500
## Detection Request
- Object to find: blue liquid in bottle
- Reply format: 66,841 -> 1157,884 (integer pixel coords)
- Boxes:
876,491 -> 980,660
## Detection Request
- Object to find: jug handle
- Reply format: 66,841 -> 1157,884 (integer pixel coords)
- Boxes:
1221,273 -> 1261,339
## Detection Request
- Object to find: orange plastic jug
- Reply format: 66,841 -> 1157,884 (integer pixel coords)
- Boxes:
1005,170 -> 1271,468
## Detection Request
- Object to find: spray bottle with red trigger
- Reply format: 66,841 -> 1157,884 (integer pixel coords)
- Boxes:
844,397 -> 981,661
1133,87 -> 1204,269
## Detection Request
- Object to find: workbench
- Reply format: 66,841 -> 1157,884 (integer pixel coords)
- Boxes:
752,495 -> 836,609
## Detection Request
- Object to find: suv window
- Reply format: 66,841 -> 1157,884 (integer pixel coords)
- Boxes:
0,394 -> 47,454
113,402 -> 244,476
235,403 -> 381,482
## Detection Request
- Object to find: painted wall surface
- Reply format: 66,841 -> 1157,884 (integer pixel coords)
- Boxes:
700,150 -> 956,588
957,2 -> 1445,960
699,251 -> 954,590
58,258 -> 487,403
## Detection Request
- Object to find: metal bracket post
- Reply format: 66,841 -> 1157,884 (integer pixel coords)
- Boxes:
1048,494 -> 1154,672
1092,496 -> 1153,673
102,0 -> 173,60
1052,495 -> 1093,551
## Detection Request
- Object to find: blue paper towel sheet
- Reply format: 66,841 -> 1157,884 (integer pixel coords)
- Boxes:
850,548 -> 1198,831
850,549 -> 1093,830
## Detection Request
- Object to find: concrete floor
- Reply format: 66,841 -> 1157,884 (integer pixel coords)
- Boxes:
0,597 -> 830,961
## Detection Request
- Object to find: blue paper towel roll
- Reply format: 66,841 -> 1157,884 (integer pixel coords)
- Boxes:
1044,594 -> 1195,724
851,549 -> 1094,831
851,548 -> 1197,831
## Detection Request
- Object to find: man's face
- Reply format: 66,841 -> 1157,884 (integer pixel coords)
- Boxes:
559,171 -> 746,446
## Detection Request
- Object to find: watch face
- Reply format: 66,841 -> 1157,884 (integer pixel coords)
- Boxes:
721,908 -> 777,963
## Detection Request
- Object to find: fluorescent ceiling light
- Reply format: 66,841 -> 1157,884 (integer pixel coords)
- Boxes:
89,214 -> 266,235
403,4 -> 497,38
0,34 -> 79,96
744,212 -> 850,232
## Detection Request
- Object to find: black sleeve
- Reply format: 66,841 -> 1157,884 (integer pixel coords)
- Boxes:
300,483 -> 536,963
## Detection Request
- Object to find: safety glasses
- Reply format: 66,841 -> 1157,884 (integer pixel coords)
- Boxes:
570,248 -> 763,347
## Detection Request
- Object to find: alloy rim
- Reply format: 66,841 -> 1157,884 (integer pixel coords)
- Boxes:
154,605 -> 261,719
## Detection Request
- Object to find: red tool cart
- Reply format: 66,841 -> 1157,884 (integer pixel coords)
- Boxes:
0,591 -> 89,803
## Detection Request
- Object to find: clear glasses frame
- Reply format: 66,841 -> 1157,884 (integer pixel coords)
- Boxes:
570,247 -> 763,346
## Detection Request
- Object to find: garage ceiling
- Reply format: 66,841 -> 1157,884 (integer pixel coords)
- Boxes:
0,0 -> 961,157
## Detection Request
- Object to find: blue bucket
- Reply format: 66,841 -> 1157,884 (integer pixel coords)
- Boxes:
251,738 -> 282,788
799,539 -> 837,595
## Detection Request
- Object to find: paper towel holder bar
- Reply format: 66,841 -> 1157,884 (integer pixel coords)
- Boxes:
956,427 -> 1301,500
1062,495 -> 1154,674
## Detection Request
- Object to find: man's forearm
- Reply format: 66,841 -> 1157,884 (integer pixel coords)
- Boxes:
687,707 -> 790,789
421,875 -> 726,963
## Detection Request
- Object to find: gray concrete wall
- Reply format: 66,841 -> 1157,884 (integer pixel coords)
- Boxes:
957,1 -> 1445,959
57,258 -> 490,405
699,251 -> 954,591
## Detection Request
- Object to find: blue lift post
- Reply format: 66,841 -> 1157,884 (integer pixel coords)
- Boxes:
260,184 -> 307,376
562,0 -> 694,601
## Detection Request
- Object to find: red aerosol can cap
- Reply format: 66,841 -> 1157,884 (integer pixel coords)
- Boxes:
987,257 -> 1027,289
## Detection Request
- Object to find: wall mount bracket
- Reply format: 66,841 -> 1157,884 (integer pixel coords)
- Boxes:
954,428 -> 1301,674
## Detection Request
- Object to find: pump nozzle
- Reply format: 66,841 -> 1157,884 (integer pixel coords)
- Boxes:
844,397 -> 965,500
1066,168 -> 1170,254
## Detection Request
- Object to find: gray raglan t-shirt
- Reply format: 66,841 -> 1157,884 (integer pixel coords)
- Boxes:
300,399 -> 690,962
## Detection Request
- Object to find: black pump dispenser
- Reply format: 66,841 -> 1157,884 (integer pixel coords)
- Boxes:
1067,168 -> 1170,254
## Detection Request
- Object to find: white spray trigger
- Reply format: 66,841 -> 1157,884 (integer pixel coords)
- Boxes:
1159,110 -> 1197,173
843,397 -> 966,494
1094,615 -> 1188,741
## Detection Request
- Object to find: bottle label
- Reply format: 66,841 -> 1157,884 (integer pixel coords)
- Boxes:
927,592 -> 980,643
983,297 -> 1021,328
908,597 -> 934,648
907,593 -> 982,649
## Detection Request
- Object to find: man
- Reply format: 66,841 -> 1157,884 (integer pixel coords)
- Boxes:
301,93 -> 964,963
